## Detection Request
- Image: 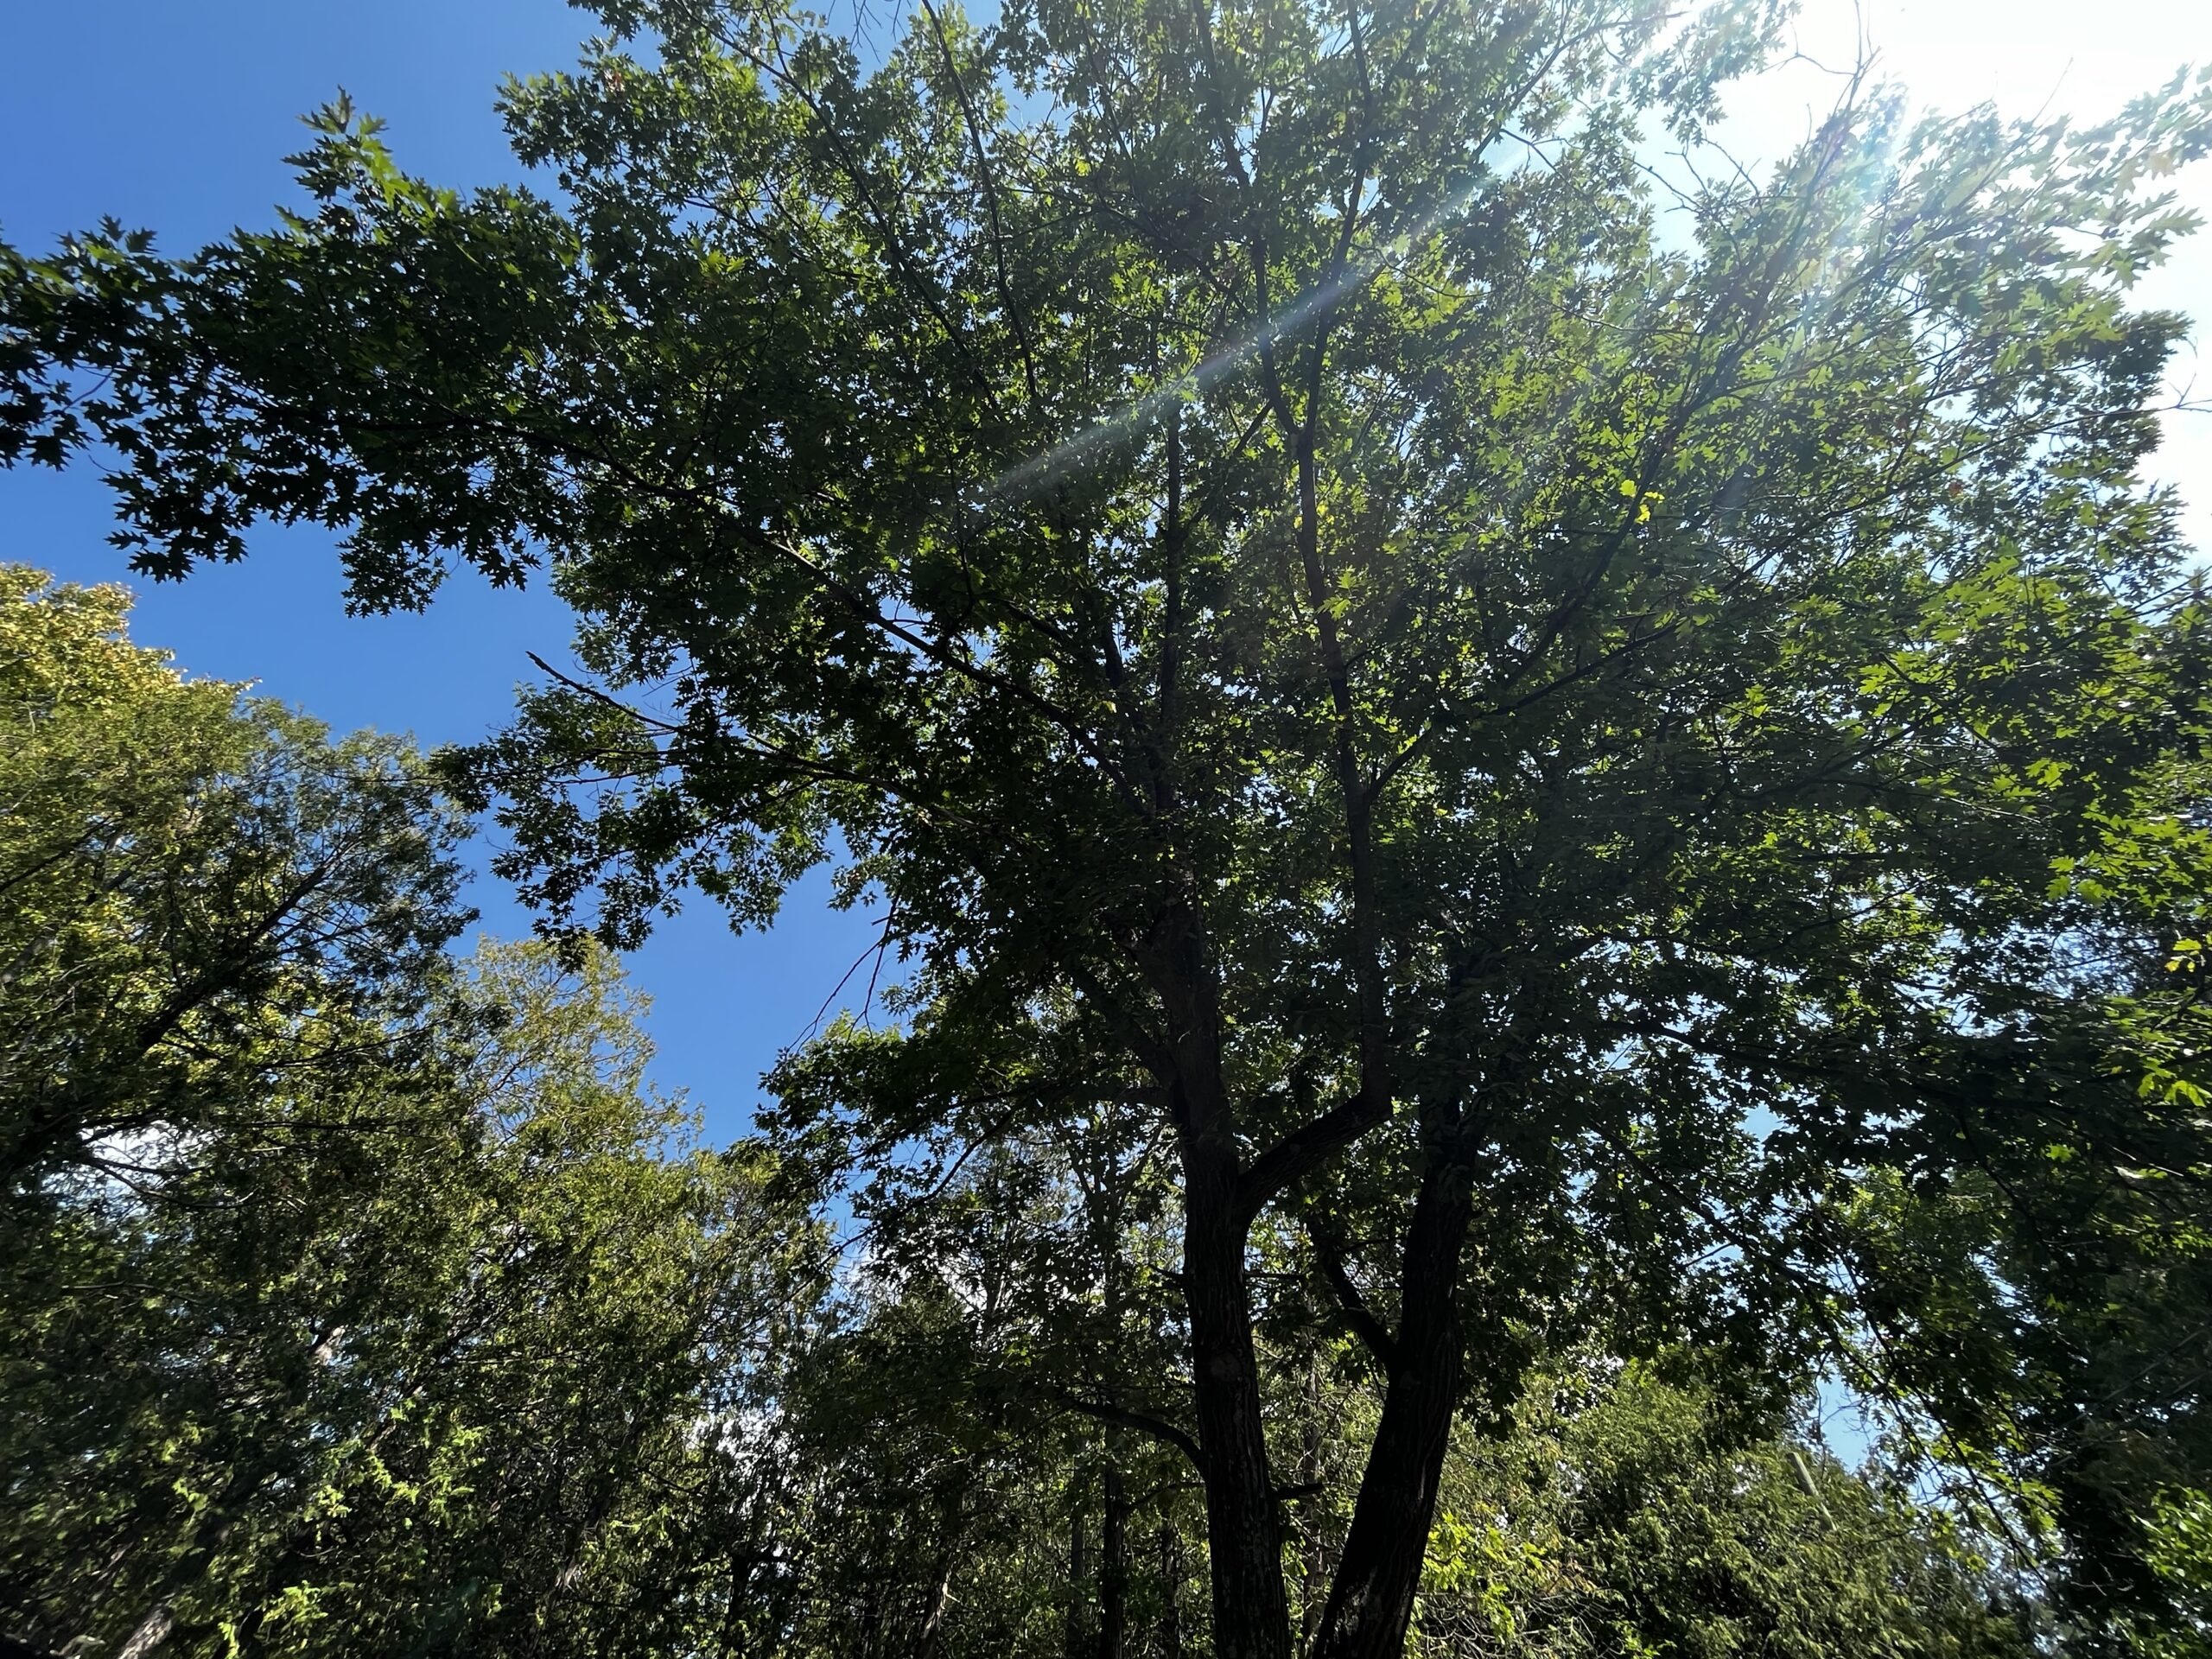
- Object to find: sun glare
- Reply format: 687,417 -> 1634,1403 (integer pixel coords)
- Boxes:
1722,0 -> 2212,550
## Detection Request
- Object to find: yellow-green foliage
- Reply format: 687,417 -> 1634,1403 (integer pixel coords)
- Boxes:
0,566 -> 251,1157
1411,1366 -> 2031,1658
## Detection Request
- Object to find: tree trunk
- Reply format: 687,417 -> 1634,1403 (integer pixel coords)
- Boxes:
917,1483 -> 965,1659
1148,905 -> 1294,1659
1098,1447 -> 1129,1659
1308,1154 -> 1477,1659
1298,1353 -> 1329,1653
1065,1484 -> 1090,1659
1183,1154 -> 1292,1659
1155,1519 -> 1185,1659
916,1554 -> 957,1659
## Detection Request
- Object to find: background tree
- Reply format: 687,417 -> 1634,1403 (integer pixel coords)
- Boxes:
1410,1361 -> 2040,1658
6,2 -> 2212,1654
0,570 -> 824,1659
0,563 -> 467,1203
2127,1491 -> 2212,1658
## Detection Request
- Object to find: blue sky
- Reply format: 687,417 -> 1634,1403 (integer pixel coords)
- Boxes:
3,0 -> 2204,1142
0,0 -> 881,1141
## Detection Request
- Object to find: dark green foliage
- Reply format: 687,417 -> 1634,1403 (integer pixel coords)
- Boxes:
0,588 -> 2170,1657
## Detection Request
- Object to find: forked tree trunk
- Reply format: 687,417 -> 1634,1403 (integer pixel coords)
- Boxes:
1183,1148 -> 1294,1659
1308,1154 -> 1478,1659
1160,903 -> 1474,1659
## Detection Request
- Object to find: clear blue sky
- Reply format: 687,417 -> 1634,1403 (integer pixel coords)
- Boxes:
4,2 -> 2203,1141
0,0 -> 881,1140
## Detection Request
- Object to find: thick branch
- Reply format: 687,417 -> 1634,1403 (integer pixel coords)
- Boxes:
1305,1221 -> 1398,1370
1052,1392 -> 1205,1475
1236,1090 -> 1391,1223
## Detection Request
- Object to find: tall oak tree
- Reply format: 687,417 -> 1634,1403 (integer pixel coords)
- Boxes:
6,2 -> 2212,1650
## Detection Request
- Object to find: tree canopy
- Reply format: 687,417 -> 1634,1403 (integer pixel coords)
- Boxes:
0,563 -> 2047,1657
0,568 -> 826,1657
5,0 -> 2212,1653
0,564 -> 467,1202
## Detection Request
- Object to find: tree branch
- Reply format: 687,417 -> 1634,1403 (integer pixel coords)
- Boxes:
1236,1090 -> 1392,1224
1306,1220 -> 1398,1370
918,0 -> 1046,415
1048,1390 -> 1204,1474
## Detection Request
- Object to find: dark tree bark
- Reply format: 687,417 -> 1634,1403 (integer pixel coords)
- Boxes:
1155,1519 -> 1186,1659
1308,1148 -> 1478,1659
1099,1449 -> 1129,1659
1065,1482 -> 1090,1659
1145,910 -> 1294,1659
1182,1147 -> 1293,1659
